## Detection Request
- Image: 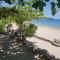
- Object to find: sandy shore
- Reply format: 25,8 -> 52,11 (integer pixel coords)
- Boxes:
27,26 -> 60,58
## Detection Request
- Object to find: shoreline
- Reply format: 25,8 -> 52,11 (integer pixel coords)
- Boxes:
27,25 -> 60,58
35,26 -> 60,41
34,24 -> 60,30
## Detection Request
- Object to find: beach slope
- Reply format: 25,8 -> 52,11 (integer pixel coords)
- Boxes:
27,26 -> 60,58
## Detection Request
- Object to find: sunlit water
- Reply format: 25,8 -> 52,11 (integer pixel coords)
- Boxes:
32,19 -> 60,28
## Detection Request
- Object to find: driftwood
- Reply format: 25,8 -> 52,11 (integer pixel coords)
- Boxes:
34,35 -> 60,47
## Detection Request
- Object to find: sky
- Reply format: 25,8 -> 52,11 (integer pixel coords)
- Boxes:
0,0 -> 60,19
44,2 -> 60,19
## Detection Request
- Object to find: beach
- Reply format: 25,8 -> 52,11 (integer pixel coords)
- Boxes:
27,26 -> 60,58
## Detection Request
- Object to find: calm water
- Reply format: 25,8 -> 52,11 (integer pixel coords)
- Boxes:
32,19 -> 60,28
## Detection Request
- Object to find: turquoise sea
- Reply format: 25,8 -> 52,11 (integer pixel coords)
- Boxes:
32,19 -> 60,28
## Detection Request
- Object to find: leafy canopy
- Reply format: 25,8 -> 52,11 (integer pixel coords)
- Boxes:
0,4 -> 41,36
0,0 -> 60,15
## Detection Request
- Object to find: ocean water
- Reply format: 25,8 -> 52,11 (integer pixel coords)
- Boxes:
32,19 -> 60,28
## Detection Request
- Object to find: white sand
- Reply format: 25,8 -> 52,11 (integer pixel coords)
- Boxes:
27,26 -> 60,58
36,26 -> 60,41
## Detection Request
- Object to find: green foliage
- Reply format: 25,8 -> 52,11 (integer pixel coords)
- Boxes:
0,7 -> 17,19
0,4 -> 40,36
51,2 -> 57,16
0,0 -> 16,4
32,1 -> 39,10
45,0 -> 50,2
57,0 -> 60,8
14,5 -> 40,36
0,19 -> 6,32
25,1 -> 33,5
0,3 -> 42,36
23,24 -> 37,37
0,16 -> 16,32
18,0 -> 25,5
32,0 -> 46,12
0,0 -> 60,15
15,5 -> 41,24
32,0 -> 60,15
